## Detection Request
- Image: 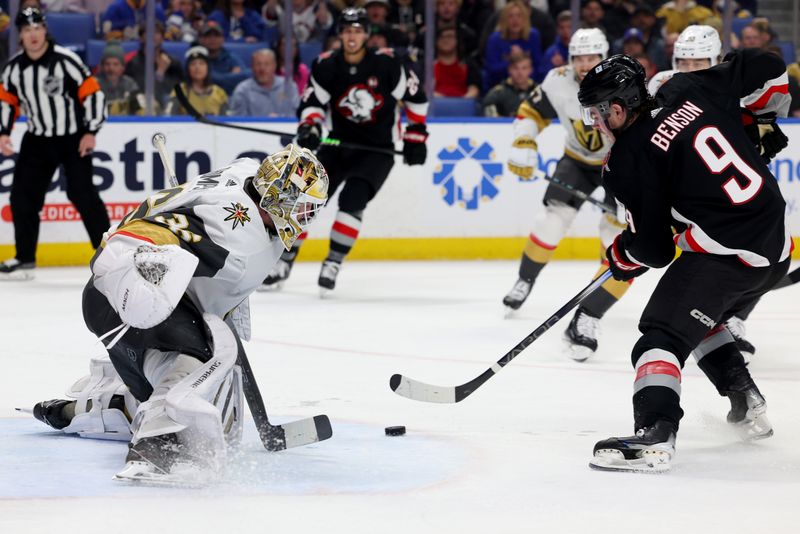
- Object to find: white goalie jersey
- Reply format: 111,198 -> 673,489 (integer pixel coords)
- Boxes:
514,65 -> 612,166
92,158 -> 284,328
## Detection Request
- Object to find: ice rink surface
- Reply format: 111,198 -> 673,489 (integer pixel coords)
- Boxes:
1,261 -> 799,533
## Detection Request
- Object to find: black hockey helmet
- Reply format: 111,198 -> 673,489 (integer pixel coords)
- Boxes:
578,54 -> 648,127
338,7 -> 368,33
16,6 -> 47,29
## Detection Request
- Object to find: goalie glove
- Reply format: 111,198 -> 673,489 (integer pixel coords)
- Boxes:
742,110 -> 789,163
93,236 -> 199,329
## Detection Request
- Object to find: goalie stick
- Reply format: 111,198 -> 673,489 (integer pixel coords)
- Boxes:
152,133 -> 332,450
172,84 -> 402,157
390,269 -> 614,403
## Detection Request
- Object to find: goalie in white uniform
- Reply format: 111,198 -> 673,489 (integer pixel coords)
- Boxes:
503,28 -> 629,362
29,145 -> 328,483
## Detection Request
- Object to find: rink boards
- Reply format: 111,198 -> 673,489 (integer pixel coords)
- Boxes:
1,117 -> 800,266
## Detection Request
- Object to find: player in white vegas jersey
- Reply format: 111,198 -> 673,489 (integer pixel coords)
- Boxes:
28,145 -> 328,483
647,25 -> 721,96
503,28 -> 629,362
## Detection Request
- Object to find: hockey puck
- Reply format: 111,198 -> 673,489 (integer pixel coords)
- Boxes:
385,426 -> 406,436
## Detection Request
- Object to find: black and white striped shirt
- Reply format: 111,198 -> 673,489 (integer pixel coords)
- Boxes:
0,41 -> 106,137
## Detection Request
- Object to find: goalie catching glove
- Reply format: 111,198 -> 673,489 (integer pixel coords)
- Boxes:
92,235 -> 199,329
402,123 -> 428,165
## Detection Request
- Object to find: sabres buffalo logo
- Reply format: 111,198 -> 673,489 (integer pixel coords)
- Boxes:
336,84 -> 384,123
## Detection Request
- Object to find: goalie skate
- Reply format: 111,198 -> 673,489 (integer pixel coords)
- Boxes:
589,420 -> 676,473
113,434 -> 212,487
258,259 -> 292,291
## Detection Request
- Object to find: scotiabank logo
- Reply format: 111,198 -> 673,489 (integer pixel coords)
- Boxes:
0,202 -> 140,223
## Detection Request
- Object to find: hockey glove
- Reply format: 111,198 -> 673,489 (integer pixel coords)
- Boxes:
508,136 -> 537,180
297,121 -> 322,151
606,235 -> 649,282
402,123 -> 428,165
742,111 -> 789,163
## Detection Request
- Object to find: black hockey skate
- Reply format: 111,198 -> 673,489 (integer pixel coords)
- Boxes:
32,399 -> 76,430
725,316 -> 755,363
502,278 -> 533,316
30,395 -> 129,431
564,307 -> 600,362
0,258 -> 35,280
589,420 -> 677,473
114,433 -> 209,486
318,260 -> 341,296
723,367 -> 772,440
259,259 -> 292,291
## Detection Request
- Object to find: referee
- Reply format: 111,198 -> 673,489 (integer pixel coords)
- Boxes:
0,7 -> 109,280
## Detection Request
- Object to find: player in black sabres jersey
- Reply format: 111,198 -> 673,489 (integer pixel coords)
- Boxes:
577,51 -> 791,472
261,7 -> 429,294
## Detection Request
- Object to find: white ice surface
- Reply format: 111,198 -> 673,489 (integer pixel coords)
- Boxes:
1,261 -> 799,533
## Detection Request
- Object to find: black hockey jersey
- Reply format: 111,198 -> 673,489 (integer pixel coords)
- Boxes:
298,47 -> 428,147
605,49 -> 791,269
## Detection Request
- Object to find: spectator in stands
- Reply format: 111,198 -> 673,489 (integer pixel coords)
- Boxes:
614,27 -> 645,56
276,35 -> 310,94
230,48 -> 299,117
102,0 -> 166,41
632,52 -> 656,81
389,0 -> 423,43
208,0 -> 266,43
484,0 -> 543,87
97,40 -> 141,115
629,5 -> 668,70
198,21 -> 250,94
364,0 -> 409,47
656,0 -> 716,35
166,45 -> 229,115
482,51 -> 534,117
263,0 -> 333,44
433,25 -> 480,98
324,34 -> 341,52
477,1 -> 554,68
740,19 -> 773,49
601,0 -> 637,43
417,0 -> 478,59
663,31 -> 679,67
580,0 -> 606,32
543,10 -> 571,72
165,0 -> 203,43
124,22 -> 182,109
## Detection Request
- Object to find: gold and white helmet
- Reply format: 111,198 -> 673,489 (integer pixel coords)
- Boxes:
253,144 -> 329,250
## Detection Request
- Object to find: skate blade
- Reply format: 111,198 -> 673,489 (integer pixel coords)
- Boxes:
733,414 -> 773,441
14,407 -> 33,415
113,461 -> 212,487
319,287 -> 332,298
503,305 -> 519,319
256,281 -> 284,292
589,450 -> 671,473
562,334 -> 594,363
0,271 -> 35,281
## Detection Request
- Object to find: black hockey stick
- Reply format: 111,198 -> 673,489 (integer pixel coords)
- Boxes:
173,84 -> 402,156
153,133 -> 332,450
771,265 -> 800,290
390,269 -> 614,403
534,169 -> 616,214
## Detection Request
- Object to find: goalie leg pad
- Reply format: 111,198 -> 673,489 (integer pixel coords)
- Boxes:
60,358 -> 139,441
128,314 -> 242,474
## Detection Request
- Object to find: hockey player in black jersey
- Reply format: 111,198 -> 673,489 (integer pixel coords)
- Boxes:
260,7 -> 429,294
577,51 -> 791,472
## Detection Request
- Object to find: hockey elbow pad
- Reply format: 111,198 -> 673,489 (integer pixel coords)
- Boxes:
93,238 -> 199,329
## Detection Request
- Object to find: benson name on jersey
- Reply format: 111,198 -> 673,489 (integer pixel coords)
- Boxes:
650,100 -> 704,152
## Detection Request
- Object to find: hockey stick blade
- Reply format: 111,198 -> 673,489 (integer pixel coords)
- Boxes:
257,414 -> 333,451
172,84 -> 401,156
390,270 -> 614,403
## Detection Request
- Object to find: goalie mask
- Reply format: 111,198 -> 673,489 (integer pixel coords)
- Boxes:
253,145 -> 329,251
